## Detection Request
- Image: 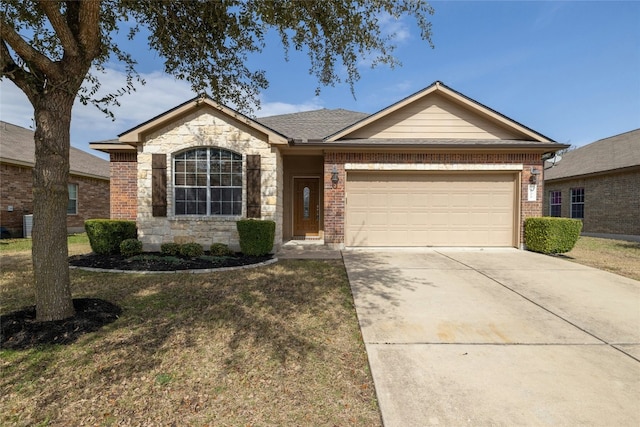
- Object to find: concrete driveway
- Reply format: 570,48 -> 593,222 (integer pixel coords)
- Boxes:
343,248 -> 640,426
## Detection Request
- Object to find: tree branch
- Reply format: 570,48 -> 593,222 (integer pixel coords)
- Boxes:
38,0 -> 80,56
0,38 -> 38,103
0,15 -> 61,79
76,1 -> 101,59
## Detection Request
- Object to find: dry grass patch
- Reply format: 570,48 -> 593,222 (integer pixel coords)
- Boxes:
1,247 -> 380,426
562,236 -> 640,281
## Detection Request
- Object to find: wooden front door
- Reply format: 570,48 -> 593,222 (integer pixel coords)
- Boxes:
293,178 -> 320,236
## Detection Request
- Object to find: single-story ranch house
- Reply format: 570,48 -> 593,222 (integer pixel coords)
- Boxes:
544,128 -> 639,237
91,81 -> 566,251
1,121 -> 110,238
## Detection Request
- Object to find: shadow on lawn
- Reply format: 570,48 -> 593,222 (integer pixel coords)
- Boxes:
1,260 -> 349,385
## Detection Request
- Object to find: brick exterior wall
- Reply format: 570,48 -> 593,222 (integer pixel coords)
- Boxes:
0,162 -> 109,237
109,152 -> 138,220
544,169 -> 640,235
323,151 -> 544,247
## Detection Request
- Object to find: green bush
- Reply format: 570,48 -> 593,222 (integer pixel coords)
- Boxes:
120,238 -> 143,257
179,242 -> 204,258
236,219 -> 275,256
524,217 -> 583,254
161,242 -> 181,256
84,219 -> 137,255
210,243 -> 234,257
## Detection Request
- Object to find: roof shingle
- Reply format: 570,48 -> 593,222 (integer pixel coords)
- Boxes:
257,108 -> 369,141
0,121 -> 110,180
545,128 -> 640,180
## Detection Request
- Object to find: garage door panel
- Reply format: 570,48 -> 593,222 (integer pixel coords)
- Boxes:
346,172 -> 516,247
389,212 -> 409,226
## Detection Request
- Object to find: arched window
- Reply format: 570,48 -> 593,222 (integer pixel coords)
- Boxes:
173,148 -> 242,216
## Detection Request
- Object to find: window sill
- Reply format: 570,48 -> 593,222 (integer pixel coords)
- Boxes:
169,215 -> 242,221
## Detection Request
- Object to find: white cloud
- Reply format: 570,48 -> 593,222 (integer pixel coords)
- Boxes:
0,80 -> 35,130
71,68 -> 196,141
1,68 -> 195,157
256,98 -> 324,117
0,67 -> 325,159
379,13 -> 412,43
357,14 -> 413,68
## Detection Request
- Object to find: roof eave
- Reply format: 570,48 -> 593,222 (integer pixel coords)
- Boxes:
89,142 -> 137,154
288,141 -> 567,153
545,164 -> 640,182
1,157 -> 109,180
118,96 -> 289,145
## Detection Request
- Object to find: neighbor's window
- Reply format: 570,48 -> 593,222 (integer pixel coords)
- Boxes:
173,148 -> 243,216
570,188 -> 584,219
67,183 -> 78,215
549,190 -> 562,217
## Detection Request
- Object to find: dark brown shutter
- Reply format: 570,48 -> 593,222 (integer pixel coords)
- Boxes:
152,154 -> 167,217
246,154 -> 261,218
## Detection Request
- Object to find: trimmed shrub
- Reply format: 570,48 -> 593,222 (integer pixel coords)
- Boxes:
210,243 -> 234,257
524,217 -> 583,254
120,238 -> 143,257
85,219 -> 137,255
236,219 -> 275,256
179,242 -> 204,258
161,242 -> 181,256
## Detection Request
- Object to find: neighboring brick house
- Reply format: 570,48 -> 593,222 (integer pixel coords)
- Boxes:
92,81 -> 566,251
544,129 -> 640,237
0,121 -> 110,237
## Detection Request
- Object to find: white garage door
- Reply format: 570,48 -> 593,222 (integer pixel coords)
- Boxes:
345,172 -> 517,247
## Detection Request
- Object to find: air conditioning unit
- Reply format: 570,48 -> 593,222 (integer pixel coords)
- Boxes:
23,214 -> 33,238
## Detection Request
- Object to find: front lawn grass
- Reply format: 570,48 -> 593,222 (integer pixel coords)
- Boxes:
0,233 -> 91,256
563,236 -> 640,281
0,246 -> 381,426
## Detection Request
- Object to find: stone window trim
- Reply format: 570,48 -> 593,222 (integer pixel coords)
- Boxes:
570,187 -> 585,219
67,183 -> 78,215
172,147 -> 243,217
549,190 -> 562,217
151,146 -> 262,222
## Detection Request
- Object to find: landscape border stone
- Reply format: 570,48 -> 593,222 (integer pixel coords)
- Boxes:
69,257 -> 279,274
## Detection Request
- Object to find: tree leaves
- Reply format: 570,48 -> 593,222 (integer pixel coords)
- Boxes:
2,0 -> 434,114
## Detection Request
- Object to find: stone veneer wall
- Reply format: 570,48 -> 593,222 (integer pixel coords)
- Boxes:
323,152 -> 544,248
136,109 -> 282,251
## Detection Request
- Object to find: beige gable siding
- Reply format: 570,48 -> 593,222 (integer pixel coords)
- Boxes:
347,93 -> 524,140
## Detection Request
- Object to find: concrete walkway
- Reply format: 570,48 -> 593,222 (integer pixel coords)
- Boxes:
276,240 -> 342,260
343,248 -> 640,426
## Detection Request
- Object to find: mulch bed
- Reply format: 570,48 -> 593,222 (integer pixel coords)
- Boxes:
1,298 -> 122,350
68,252 -> 273,271
2,253 -> 273,350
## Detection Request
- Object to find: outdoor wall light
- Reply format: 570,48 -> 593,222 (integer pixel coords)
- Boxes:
529,167 -> 540,185
331,165 -> 340,187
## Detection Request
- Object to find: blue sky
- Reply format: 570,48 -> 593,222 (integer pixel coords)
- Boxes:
1,1 -> 638,160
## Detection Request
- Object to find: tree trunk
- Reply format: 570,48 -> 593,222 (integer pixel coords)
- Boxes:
32,90 -> 75,322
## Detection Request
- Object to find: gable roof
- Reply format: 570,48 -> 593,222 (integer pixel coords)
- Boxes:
257,108 -> 368,141
118,95 -> 289,145
545,128 -> 640,181
326,81 -> 554,143
0,121 -> 110,180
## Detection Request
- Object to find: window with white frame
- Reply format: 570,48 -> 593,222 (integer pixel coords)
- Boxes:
173,148 -> 243,216
67,183 -> 78,215
549,190 -> 561,217
570,188 -> 584,219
